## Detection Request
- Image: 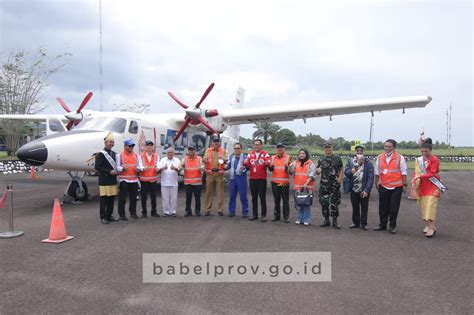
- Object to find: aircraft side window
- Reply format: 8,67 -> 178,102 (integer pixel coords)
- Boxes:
128,120 -> 138,134
160,134 -> 165,146
48,118 -> 65,132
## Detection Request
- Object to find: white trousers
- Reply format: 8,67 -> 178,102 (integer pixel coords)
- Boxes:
161,185 -> 178,214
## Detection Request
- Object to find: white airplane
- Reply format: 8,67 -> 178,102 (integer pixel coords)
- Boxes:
0,83 -> 431,202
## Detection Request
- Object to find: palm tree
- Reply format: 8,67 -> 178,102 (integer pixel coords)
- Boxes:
252,122 -> 281,144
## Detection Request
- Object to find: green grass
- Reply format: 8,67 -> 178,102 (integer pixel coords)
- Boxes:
438,162 -> 474,172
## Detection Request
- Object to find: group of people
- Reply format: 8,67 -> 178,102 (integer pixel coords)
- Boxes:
95,132 -> 443,238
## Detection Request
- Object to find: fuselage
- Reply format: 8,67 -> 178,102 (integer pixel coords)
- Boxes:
16,111 -> 238,171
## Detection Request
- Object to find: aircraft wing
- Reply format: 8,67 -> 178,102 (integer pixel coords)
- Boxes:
219,96 -> 432,125
0,114 -> 67,122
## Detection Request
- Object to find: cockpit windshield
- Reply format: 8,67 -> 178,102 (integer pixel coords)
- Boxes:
74,117 -> 127,133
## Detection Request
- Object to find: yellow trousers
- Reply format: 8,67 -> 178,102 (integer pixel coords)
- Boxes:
205,173 -> 224,213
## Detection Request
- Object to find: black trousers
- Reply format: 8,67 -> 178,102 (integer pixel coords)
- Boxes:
100,196 -> 115,219
378,186 -> 403,228
140,181 -> 157,215
118,181 -> 139,217
250,179 -> 267,218
271,182 -> 290,220
185,184 -> 202,214
350,191 -> 370,226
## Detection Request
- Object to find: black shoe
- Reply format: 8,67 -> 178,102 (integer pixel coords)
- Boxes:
349,224 -> 360,229
195,212 -> 202,217
218,212 -> 224,216
284,218 -> 290,223
260,216 -> 267,222
390,227 -> 397,234
320,218 -> 331,227
151,213 -> 160,217
131,214 -> 139,219
119,216 -> 128,221
171,213 -> 177,217
374,226 -> 387,231
332,218 -> 341,229
141,214 -> 148,219
205,212 -> 213,216
360,225 -> 368,230
163,213 -> 170,217
228,213 -> 235,217
271,217 -> 280,222
184,212 -> 192,217
101,218 -> 110,224
107,215 -> 119,222
249,216 -> 258,221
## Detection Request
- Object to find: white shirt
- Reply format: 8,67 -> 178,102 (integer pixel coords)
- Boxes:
116,152 -> 144,183
158,157 -> 181,187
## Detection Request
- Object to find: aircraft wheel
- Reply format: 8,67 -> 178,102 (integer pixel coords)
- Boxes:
68,180 -> 88,201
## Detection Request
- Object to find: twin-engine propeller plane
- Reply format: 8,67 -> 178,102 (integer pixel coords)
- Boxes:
0,83 -> 431,202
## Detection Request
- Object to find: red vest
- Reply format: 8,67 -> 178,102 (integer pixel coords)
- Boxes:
119,151 -> 138,181
378,151 -> 403,188
183,155 -> 203,185
140,152 -> 158,182
293,160 -> 315,191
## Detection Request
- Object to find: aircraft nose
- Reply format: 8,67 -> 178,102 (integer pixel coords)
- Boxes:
16,141 -> 48,166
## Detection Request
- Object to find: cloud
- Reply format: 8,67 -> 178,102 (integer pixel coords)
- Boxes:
0,0 -> 471,145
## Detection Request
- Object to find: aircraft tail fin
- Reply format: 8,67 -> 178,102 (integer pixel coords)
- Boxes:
224,87 -> 245,141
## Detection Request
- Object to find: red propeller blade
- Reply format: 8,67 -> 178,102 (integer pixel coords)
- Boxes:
56,97 -> 72,113
195,82 -> 215,108
168,92 -> 189,109
173,117 -> 192,142
77,92 -> 93,113
197,115 -> 218,134
66,121 -> 74,130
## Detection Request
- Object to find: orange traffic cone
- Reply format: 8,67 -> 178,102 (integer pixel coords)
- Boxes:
30,166 -> 40,180
42,198 -> 74,244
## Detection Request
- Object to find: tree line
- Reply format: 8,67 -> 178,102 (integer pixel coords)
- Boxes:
248,122 -> 450,150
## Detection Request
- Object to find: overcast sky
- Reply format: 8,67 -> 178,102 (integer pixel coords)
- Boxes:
1,0 -> 472,146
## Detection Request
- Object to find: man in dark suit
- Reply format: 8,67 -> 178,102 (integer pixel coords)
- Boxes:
95,132 -> 119,224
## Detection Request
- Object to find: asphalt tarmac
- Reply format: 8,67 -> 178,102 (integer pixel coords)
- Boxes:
0,171 -> 472,314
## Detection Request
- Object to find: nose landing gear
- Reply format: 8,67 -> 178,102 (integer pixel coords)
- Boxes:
63,171 -> 89,203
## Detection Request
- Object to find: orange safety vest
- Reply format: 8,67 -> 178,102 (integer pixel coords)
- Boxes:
293,160 -> 315,191
205,147 -> 225,175
271,154 -> 290,184
183,155 -> 203,185
378,151 -> 403,188
139,152 -> 158,182
119,151 -> 138,181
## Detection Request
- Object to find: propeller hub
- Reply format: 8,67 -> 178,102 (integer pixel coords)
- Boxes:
185,107 -> 202,119
64,112 -> 83,122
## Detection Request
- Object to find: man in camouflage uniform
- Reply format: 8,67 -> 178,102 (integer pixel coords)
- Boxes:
316,143 -> 344,229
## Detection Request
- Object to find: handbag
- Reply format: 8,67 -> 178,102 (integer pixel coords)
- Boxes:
343,176 -> 351,194
295,188 -> 313,206
343,159 -> 353,194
